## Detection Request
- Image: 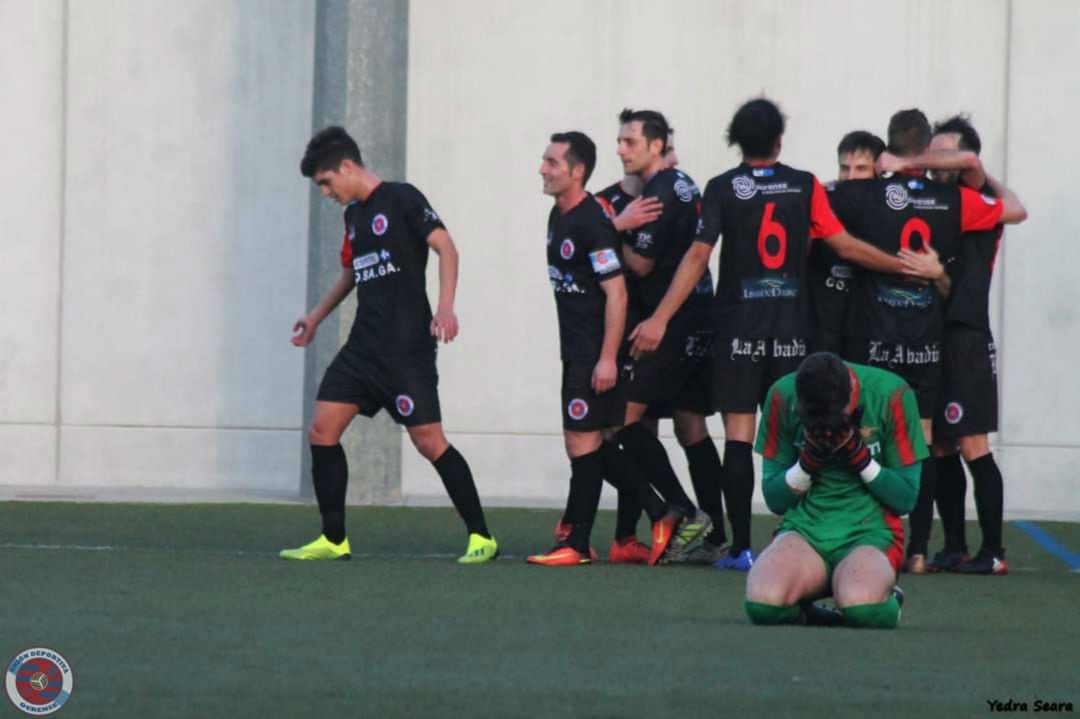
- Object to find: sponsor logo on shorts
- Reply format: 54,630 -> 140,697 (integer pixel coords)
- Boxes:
944,401 -> 964,425
6,647 -> 74,716
741,277 -> 798,300
868,341 -> 940,368
372,213 -> 389,236
588,248 -> 620,274
396,394 -> 415,417
560,239 -> 575,260
567,398 -> 589,421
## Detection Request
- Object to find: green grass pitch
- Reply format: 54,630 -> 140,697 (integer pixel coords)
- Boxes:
2,502 -> 1078,718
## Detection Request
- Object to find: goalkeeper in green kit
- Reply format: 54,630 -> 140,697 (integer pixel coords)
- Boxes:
744,352 -> 926,629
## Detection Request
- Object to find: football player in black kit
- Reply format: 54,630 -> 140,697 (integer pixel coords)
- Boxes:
281,127 -> 497,563
828,109 -> 1026,573
877,115 -> 1025,575
611,109 -> 716,561
530,131 -> 694,566
808,131 -> 886,355
636,98 -> 914,571
596,130 -> 730,565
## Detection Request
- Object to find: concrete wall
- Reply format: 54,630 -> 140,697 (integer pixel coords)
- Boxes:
1,0 -> 1076,518
1,0 -> 315,495
401,0 -> 1080,517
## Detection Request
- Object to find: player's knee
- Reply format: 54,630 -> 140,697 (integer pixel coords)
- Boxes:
745,580 -> 794,608
308,422 -> 341,446
673,415 -> 707,447
744,600 -> 801,626
958,435 -> 990,462
410,430 -> 448,462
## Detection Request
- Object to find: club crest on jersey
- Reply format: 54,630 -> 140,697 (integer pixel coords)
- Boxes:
372,213 -> 389,236
732,175 -> 757,200
589,248 -> 620,274
674,179 -> 694,203
885,183 -> 910,211
567,398 -> 589,421
944,402 -> 964,425
560,239 -> 575,260
396,394 -> 415,417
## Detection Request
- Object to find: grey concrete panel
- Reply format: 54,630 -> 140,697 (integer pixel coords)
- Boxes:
301,0 -> 409,504
60,0 -> 315,429
59,426 -> 302,492
0,1 -> 64,423
999,0 -> 1080,446
0,425 -> 57,486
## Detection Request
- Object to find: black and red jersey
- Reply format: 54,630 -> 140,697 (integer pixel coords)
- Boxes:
595,181 -> 635,218
828,176 -> 1003,345
697,162 -> 843,339
547,195 -> 624,362
943,183 -> 1003,331
622,168 -> 703,328
338,182 -> 445,356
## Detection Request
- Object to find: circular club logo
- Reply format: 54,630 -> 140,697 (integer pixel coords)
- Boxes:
372,213 -> 389,236
674,179 -> 693,203
395,394 -> 415,417
6,647 -> 74,716
944,401 -> 964,425
732,175 -> 757,200
567,398 -> 589,421
560,239 -> 575,260
885,183 -> 910,211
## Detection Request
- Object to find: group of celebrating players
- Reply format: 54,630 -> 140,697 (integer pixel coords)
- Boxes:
280,96 -> 1026,629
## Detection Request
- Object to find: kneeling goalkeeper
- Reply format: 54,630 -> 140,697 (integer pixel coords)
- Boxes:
744,352 -> 926,629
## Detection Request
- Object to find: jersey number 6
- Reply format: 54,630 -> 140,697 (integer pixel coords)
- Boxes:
757,202 -> 787,269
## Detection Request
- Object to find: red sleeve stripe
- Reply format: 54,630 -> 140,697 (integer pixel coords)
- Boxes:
809,177 -> 845,239
595,195 -> 616,220
340,231 -> 353,268
889,389 -> 916,465
762,390 -> 784,459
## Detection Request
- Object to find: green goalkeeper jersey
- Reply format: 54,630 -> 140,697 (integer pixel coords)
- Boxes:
754,362 -> 928,538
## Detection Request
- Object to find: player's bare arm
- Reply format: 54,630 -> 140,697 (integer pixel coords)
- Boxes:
877,149 -> 987,189
426,227 -> 460,343
628,239 -> 712,359
821,230 -> 906,274
898,246 -> 951,298
620,243 -> 655,277
292,266 -> 354,346
982,174 -> 1028,224
594,275 -> 627,393
612,196 -> 663,232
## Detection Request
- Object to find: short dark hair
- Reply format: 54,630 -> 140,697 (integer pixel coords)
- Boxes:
618,108 -> 669,154
727,98 -> 785,159
550,131 -> 597,185
887,109 -> 932,156
300,126 -> 363,177
837,130 -> 885,159
663,127 -> 676,157
795,352 -> 851,429
932,114 -> 982,155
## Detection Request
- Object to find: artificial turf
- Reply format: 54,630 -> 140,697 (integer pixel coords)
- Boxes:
1,502 -> 1077,718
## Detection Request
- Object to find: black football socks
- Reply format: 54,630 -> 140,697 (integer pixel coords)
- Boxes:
600,441 -> 667,522
433,445 -> 491,539
968,453 -> 1005,554
562,449 -> 605,552
617,422 -> 695,513
935,453 -> 968,553
311,443 -> 348,544
908,456 -> 937,557
722,441 -> 753,553
685,437 -> 727,545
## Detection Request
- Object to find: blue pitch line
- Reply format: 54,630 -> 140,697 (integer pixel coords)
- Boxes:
1012,521 -> 1080,571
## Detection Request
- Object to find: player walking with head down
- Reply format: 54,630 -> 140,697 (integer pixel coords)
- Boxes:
281,126 -> 497,564
636,98 -> 913,571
